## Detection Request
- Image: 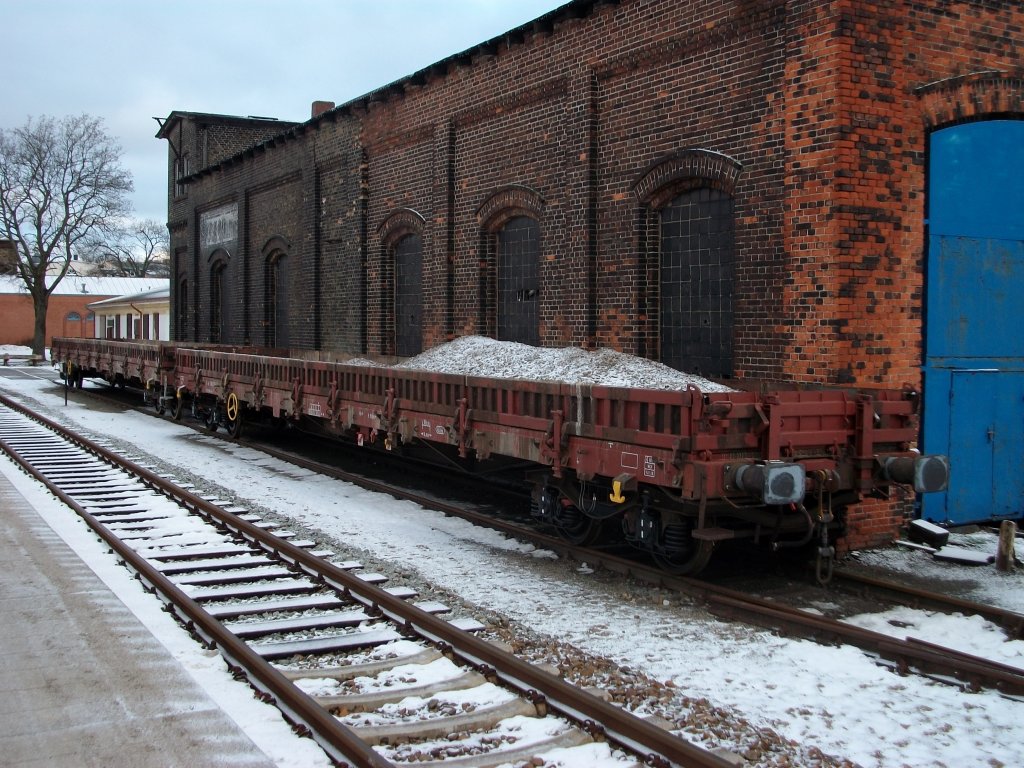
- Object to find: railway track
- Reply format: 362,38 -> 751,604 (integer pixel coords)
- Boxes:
215,413 -> 1024,699
171,407 -> 1024,699
17,376 -> 1024,702
0,393 -> 734,768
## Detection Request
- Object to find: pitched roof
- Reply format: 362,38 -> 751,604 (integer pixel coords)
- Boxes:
87,285 -> 170,309
0,275 -> 168,297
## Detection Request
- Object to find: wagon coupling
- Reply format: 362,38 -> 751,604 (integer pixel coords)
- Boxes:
880,454 -> 950,494
733,460 -> 806,505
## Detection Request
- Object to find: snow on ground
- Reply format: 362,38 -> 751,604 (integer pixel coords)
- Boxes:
2,367 -> 1024,767
397,336 -> 737,392
0,441 -> 332,768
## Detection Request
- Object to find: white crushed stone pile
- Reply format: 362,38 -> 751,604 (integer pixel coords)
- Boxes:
393,336 -> 736,392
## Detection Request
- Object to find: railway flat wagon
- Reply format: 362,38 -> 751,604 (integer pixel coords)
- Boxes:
52,338 -> 175,392
51,337 -> 949,576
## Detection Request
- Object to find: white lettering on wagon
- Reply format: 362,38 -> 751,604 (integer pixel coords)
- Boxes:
644,456 -> 657,478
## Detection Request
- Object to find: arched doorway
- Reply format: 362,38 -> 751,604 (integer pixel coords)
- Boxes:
922,119 -> 1024,524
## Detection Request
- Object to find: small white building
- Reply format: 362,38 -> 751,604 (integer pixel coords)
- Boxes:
88,285 -> 170,341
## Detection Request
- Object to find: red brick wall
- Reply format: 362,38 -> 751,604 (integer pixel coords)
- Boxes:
163,0 -> 1024,550
0,294 -> 100,348
167,0 -> 1024,376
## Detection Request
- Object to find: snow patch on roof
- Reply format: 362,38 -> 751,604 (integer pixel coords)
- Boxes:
0,274 -> 167,297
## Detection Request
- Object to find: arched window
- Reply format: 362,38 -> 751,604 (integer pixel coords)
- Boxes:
393,234 -> 423,356
634,150 -> 742,377
176,277 -> 189,341
377,209 -> 425,357
495,216 -> 540,346
266,253 -> 289,348
210,258 -> 229,343
477,186 -> 544,345
66,311 -> 81,321
659,188 -> 735,378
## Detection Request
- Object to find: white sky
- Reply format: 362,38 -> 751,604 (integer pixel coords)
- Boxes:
1,0 -> 568,223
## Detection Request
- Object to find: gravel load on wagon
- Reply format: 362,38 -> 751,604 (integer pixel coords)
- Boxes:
391,335 -> 736,392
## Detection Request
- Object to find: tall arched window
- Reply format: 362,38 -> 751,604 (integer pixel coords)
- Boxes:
634,150 -> 742,378
266,253 -> 289,348
659,188 -> 735,378
496,216 -> 540,346
210,259 -> 229,343
176,277 -> 189,341
393,234 -> 423,357
377,208 -> 426,357
477,186 -> 544,346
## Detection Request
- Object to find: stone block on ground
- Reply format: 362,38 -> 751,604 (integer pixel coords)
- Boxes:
908,519 -> 950,549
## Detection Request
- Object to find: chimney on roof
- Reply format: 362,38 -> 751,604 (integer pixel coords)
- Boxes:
311,101 -> 335,119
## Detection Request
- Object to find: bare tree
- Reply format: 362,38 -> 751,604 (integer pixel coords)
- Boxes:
0,114 -> 133,354
80,218 -> 169,277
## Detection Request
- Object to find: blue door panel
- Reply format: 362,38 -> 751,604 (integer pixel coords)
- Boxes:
924,120 -> 1024,525
929,121 -> 1024,241
929,235 -> 1024,360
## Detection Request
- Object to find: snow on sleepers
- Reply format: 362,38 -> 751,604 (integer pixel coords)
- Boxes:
170,566 -> 296,587
223,609 -> 370,639
315,669 -> 489,712
205,593 -> 348,619
184,578 -> 320,602
154,554 -> 275,574
251,627 -> 403,659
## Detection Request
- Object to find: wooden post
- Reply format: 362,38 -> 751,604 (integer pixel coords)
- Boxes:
996,520 -> 1018,572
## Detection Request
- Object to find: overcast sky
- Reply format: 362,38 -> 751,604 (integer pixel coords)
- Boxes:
2,0 -> 568,224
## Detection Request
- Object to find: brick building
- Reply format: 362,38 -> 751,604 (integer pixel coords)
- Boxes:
160,0 -> 1024,534
0,276 -> 167,349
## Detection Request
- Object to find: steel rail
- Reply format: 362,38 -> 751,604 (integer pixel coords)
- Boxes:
0,399 -> 391,768
30,381 -> 1024,703
703,593 -> 1024,696
0,393 -> 733,768
171,413 -> 1024,698
832,568 -> 1024,639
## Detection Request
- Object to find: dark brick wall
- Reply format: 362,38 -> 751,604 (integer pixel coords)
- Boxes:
160,0 -> 1024,548
166,116 -> 362,350
163,0 -> 1024,368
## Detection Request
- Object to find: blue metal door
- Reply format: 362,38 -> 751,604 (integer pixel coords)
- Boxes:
923,120 -> 1024,524
945,371 -> 1024,519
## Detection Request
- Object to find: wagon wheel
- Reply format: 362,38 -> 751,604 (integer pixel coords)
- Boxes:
204,406 -> 219,433
653,538 -> 715,576
153,383 -> 166,415
225,393 -> 243,439
172,392 -> 184,421
554,503 -> 606,546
